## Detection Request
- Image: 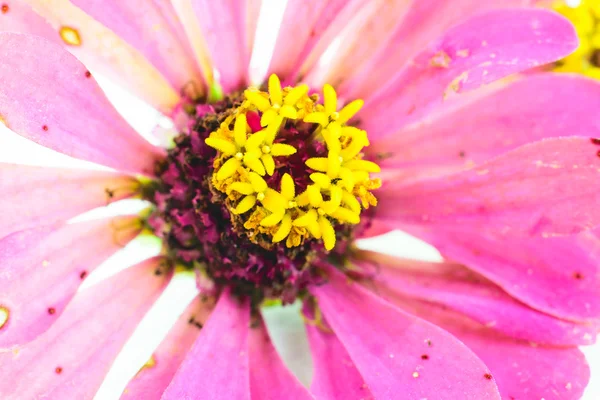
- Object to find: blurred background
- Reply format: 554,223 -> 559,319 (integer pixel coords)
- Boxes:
0,0 -> 598,398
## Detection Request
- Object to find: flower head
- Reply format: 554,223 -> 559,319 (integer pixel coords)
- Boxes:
0,1 -> 599,400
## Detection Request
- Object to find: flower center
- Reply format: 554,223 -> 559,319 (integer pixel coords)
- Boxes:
144,75 -> 380,302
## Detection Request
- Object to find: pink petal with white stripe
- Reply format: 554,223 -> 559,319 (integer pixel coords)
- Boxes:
191,0 -> 252,92
359,9 -> 577,140
377,137 -> 600,237
249,319 -> 313,400
122,296 -> 216,400
390,299 -> 590,400
401,225 -> 600,323
0,217 -> 141,348
311,267 -> 501,399
162,290 -> 250,400
269,0 -> 368,83
304,306 -> 374,399
0,33 -> 164,174
0,257 -> 171,400
0,163 -> 135,239
358,252 -> 597,345
304,0 -> 413,90
246,0 -> 262,59
17,0 -> 181,112
369,74 -> 600,173
70,0 -> 204,95
341,0 -> 535,99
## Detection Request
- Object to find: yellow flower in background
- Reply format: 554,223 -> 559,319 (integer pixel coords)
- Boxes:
554,0 -> 600,79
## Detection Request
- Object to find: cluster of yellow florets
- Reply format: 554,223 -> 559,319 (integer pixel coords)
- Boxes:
205,74 -> 381,251
554,0 -> 600,79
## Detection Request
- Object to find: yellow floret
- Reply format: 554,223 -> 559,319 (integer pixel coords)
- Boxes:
207,74 -> 380,251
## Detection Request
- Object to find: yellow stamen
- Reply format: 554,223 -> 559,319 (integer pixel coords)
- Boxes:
206,74 -> 380,250
217,158 -> 241,180
205,137 -> 237,156
319,216 -> 336,251
310,173 -> 332,189
273,214 -> 293,243
323,84 -> 338,114
234,195 -> 257,214
280,173 -> 295,200
269,74 -> 283,105
304,112 -> 329,126
270,143 -> 297,156
338,99 -> 364,124
284,84 -> 309,105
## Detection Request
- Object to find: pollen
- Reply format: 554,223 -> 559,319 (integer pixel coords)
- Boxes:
553,0 -> 600,79
205,74 -> 380,251
0,306 -> 8,329
59,26 -> 82,47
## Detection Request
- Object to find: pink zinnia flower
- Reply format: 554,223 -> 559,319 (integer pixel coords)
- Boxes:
1,1 -> 600,399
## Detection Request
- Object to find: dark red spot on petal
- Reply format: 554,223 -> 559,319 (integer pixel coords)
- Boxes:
421,354 -> 429,360
458,151 -> 466,158
80,271 -> 88,279
48,307 -> 56,315
596,150 -> 600,158
590,138 -> 600,145
425,339 -> 432,347
573,272 -> 584,280
1,4 -> 9,14
42,125 -> 49,131
484,373 -> 493,380
55,367 -> 63,374
85,71 -> 92,78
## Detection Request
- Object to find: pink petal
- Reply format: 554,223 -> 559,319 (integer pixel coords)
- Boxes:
190,0 -> 253,92
11,0 -> 182,112
0,163 -> 136,239
311,267 -> 501,399
0,33 -> 164,174
246,0 -> 262,57
359,9 -> 578,141
358,252 -> 597,345
0,257 -> 171,399
162,290 -> 250,400
340,0 -> 535,100
304,307 -> 374,399
377,137 -> 600,237
269,0 -> 368,83
70,0 -> 204,95
0,217 -> 141,348
389,299 -> 590,400
0,1 -> 60,42
359,218 -> 394,239
249,320 -> 313,400
401,225 -> 600,323
303,1 -> 413,90
369,74 -> 600,173
122,296 -> 216,400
